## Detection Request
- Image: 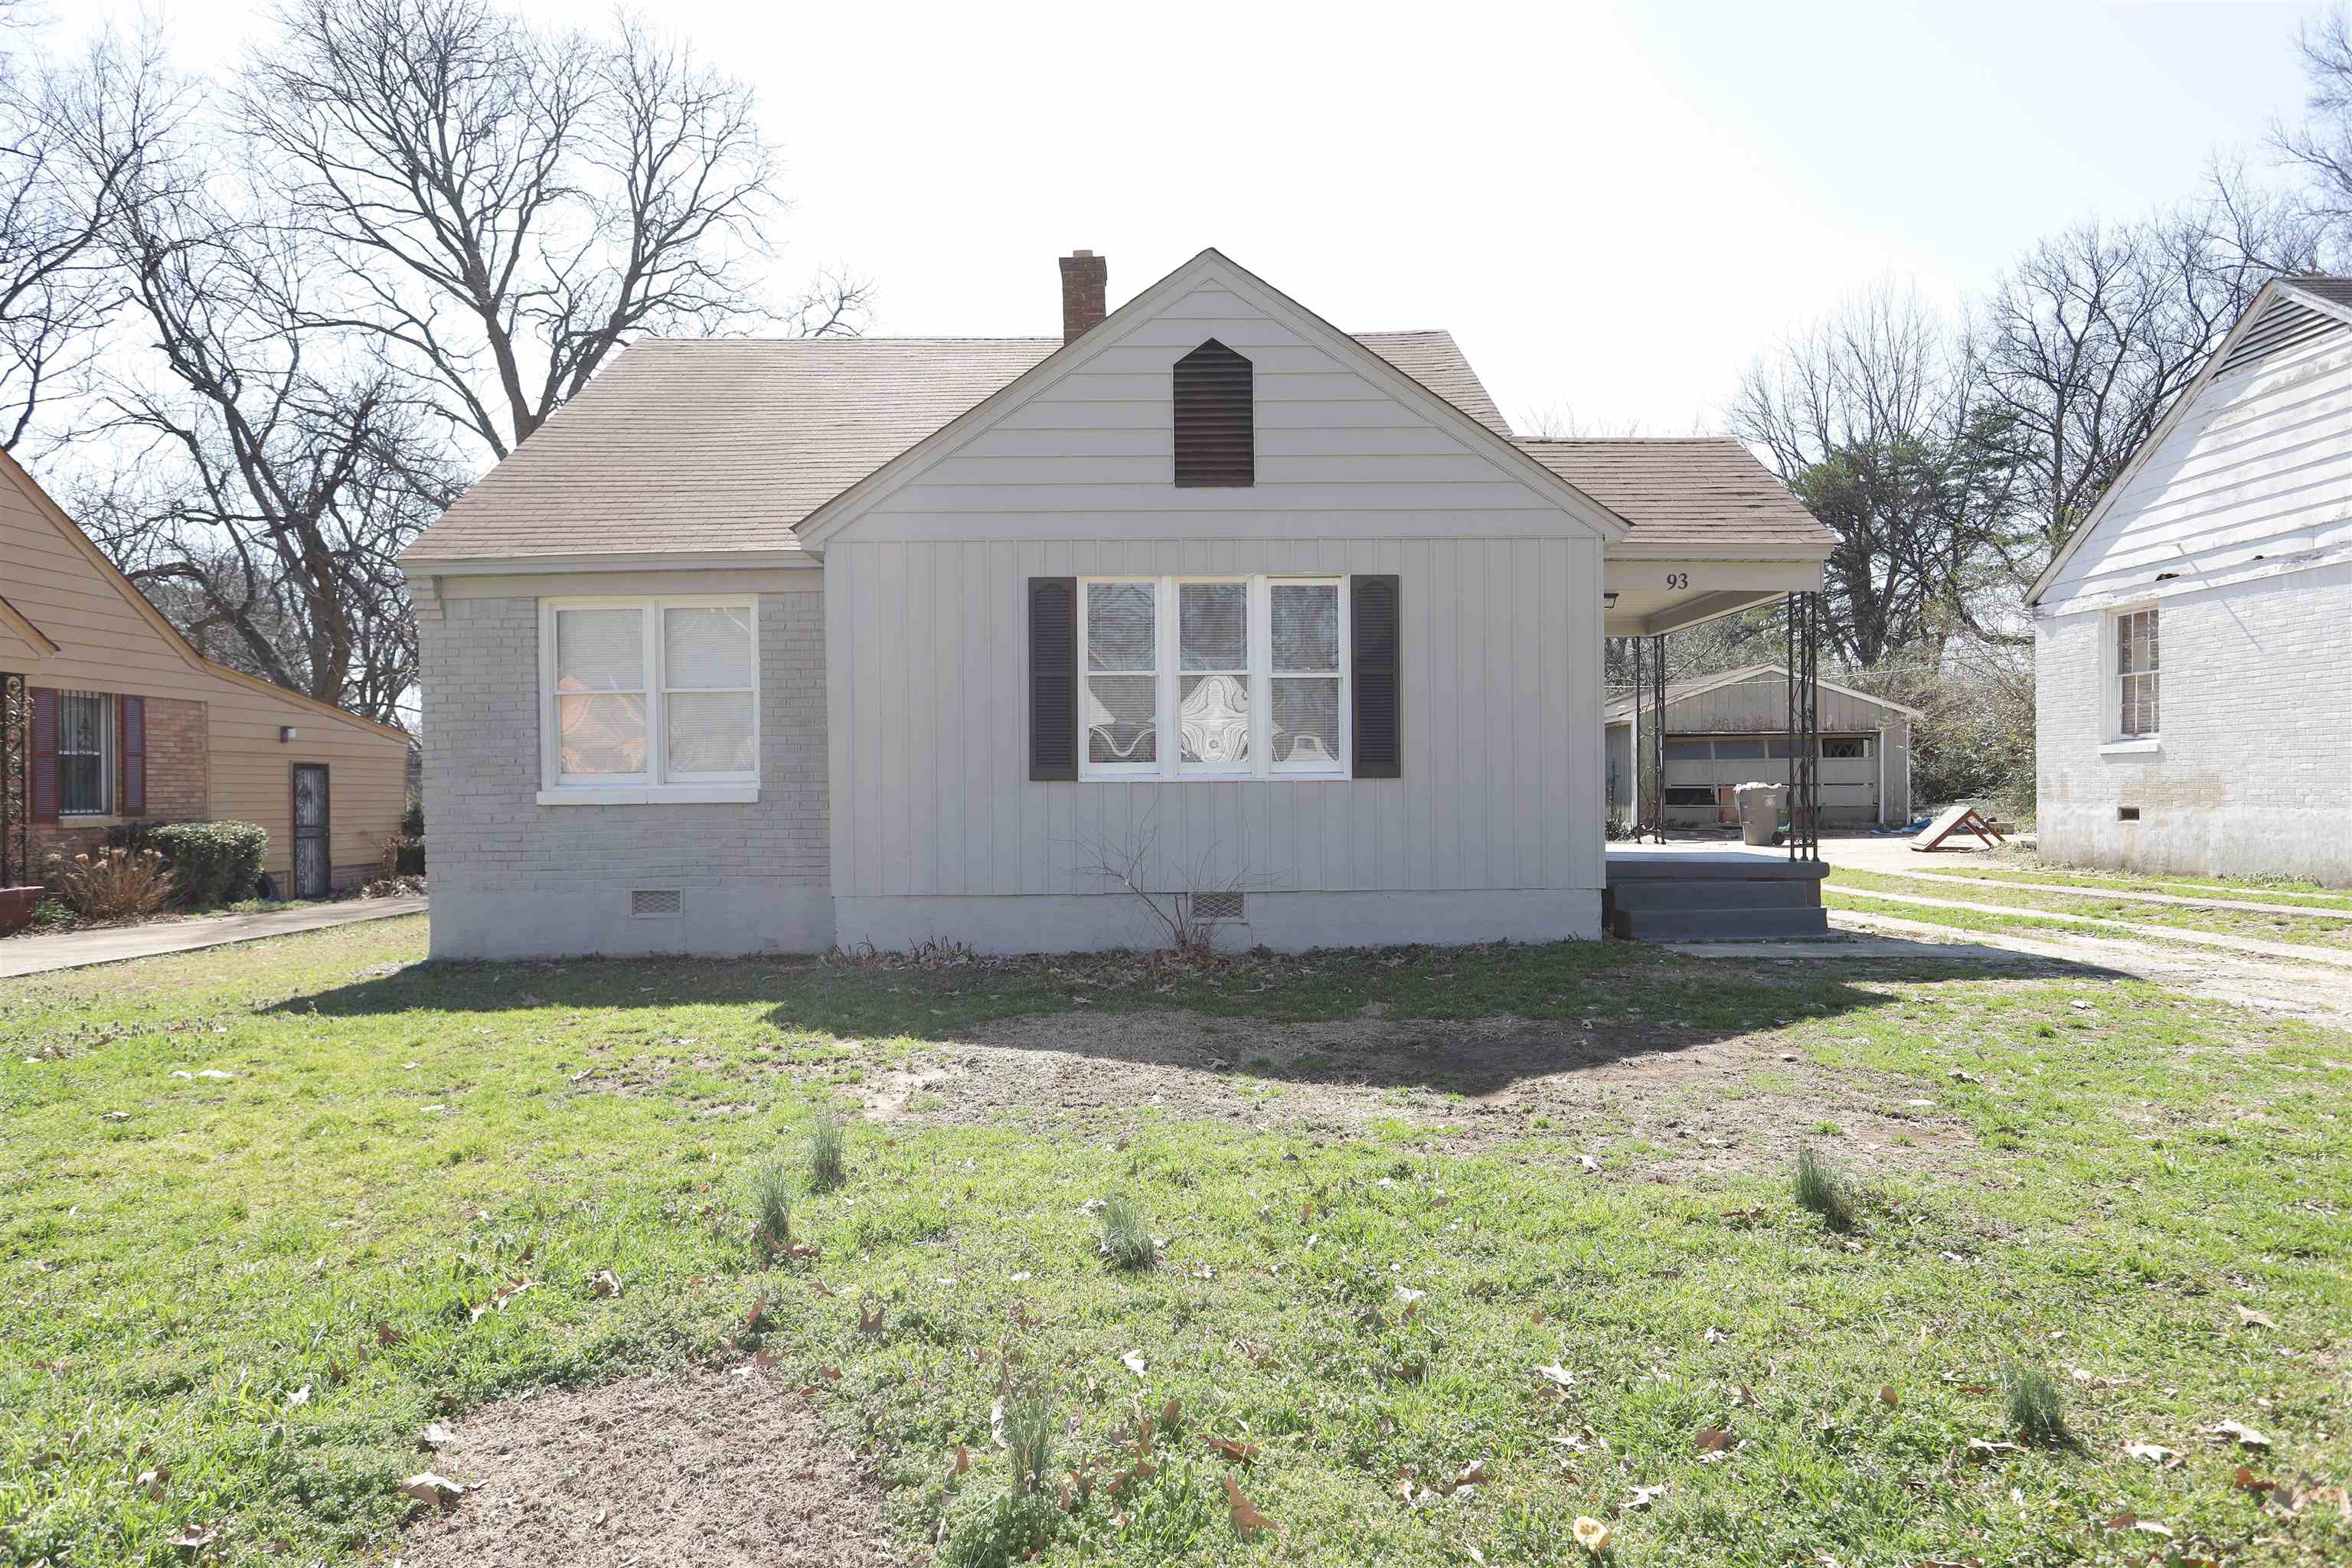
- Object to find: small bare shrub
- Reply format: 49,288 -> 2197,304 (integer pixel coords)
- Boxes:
44,849 -> 175,923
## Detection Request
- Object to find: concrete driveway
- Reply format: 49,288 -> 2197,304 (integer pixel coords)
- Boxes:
0,895 -> 426,979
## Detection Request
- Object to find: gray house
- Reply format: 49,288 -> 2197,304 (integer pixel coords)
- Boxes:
1604,664 -> 1916,830
402,248 -> 1831,958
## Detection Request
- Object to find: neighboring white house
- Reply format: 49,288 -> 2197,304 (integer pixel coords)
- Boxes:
1603,664 -> 1916,830
2028,274 -> 2352,884
402,248 -> 1830,958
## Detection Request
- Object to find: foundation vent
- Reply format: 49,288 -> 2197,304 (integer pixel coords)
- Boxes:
631,889 -> 684,918
1193,891 -> 1245,921
2116,806 -> 2141,823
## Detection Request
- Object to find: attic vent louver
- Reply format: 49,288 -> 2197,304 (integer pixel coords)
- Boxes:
2215,297 -> 2336,378
1174,339 -> 1253,487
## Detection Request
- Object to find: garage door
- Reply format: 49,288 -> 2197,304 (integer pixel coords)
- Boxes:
1661,733 -> 1880,826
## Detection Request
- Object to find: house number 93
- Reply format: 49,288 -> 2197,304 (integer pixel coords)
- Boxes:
1664,572 -> 1690,590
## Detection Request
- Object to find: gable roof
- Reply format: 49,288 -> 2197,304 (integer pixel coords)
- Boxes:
2026,273 -> 2352,607
1602,661 -> 1921,723
402,317 -> 1524,567
1514,439 -> 1833,560
795,249 -> 1626,548
0,446 -> 413,743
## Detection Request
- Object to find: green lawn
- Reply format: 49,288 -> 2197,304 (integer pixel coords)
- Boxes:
4,916 -> 2349,1566
1921,860 -> 2352,910
1830,867 -> 2352,951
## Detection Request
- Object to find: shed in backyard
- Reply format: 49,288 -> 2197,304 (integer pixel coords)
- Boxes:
1604,663 -> 1916,830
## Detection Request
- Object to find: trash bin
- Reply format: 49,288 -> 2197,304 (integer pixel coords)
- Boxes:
1734,782 -> 1784,847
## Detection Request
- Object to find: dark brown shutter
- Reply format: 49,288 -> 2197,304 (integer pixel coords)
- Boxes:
29,686 -> 57,822
1351,575 -> 1400,779
120,696 -> 146,815
1174,339 -> 1253,487
1028,577 -> 1078,781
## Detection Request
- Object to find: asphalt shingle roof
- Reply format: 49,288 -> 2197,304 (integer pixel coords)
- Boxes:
1512,438 -> 1831,556
407,330 -> 1513,564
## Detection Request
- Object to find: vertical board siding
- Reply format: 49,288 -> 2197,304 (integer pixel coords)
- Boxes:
828,534 -> 1602,898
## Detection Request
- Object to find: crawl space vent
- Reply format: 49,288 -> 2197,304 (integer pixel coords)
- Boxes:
631,889 -> 684,918
1193,891 -> 1246,921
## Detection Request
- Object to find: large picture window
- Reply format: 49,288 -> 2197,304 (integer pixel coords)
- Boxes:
2115,606 -> 2158,739
1078,576 -> 1348,780
539,599 -> 758,803
57,691 -> 112,815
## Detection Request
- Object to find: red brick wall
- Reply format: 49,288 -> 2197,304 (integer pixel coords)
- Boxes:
30,694 -> 209,871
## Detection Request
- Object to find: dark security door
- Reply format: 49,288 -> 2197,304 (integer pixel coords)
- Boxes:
292,764 -> 330,898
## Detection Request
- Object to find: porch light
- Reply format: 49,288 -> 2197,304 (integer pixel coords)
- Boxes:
1602,592 -> 1619,609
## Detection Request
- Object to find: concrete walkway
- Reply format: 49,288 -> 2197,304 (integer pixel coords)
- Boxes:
0,895 -> 426,978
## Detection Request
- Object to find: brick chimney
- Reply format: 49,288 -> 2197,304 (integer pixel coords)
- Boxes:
1059,250 -> 1106,342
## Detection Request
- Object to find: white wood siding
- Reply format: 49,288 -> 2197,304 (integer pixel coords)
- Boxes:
2042,321 -> 2352,606
826,536 -> 1602,900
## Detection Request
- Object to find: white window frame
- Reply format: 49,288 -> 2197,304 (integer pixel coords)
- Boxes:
1076,574 -> 1349,782
537,597 -> 760,805
2109,604 -> 2161,745
56,689 -> 113,817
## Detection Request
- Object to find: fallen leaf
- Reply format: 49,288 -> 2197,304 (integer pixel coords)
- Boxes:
420,1423 -> 456,1450
1395,1285 -> 1427,1305
2234,1305 -> 2277,1329
951,1443 -> 971,1477
170,1524 -> 217,1550
1121,1349 -> 1148,1377
1696,1427 -> 1731,1453
588,1269 -> 622,1298
1455,1459 -> 1488,1487
1535,1362 -> 1576,1389
1730,1383 -> 1756,1407
1967,1439 -> 2024,1460
1577,1154 -> 1601,1173
1879,1385 -> 1899,1408
400,1472 -> 469,1509
1161,1396 -> 1183,1432
2232,1465 -> 2275,1494
1224,1474 -> 1279,1538
1573,1516 -> 1612,1553
286,1385 -> 310,1409
2125,1442 -> 2182,1467
858,1302 -> 885,1335
2207,1419 -> 2271,1449
1625,1483 -> 1667,1510
1208,1435 -> 1258,1466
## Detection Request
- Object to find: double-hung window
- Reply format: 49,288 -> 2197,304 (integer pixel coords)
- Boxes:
57,691 -> 112,815
1079,575 -> 1348,780
2115,606 -> 2158,739
539,599 -> 759,804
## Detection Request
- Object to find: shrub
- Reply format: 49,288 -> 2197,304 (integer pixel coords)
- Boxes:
1792,1145 -> 1854,1230
401,792 -> 424,838
44,848 -> 175,922
1096,1195 -> 1155,1271
2001,1358 -> 2071,1445
807,1116 -> 848,1191
108,820 -> 270,906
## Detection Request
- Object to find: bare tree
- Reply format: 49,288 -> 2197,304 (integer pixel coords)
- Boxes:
86,172 -> 459,726
0,22 -> 188,449
1729,284 -> 2013,666
237,0 -> 868,460
1971,183 -> 2308,578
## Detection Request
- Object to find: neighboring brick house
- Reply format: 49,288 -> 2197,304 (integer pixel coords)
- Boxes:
403,247 -> 1834,959
0,448 -> 413,903
2028,275 -> 2352,884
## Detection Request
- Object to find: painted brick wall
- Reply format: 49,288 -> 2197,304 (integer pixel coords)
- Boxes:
419,590 -> 832,956
31,694 -> 208,868
2037,563 -> 2352,883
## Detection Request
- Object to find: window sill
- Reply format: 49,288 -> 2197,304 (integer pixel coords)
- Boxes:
537,785 -> 759,806
1074,773 -> 1353,785
2099,739 -> 2161,756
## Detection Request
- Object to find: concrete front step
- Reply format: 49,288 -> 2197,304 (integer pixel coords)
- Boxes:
1607,879 -> 1819,912
1609,906 -> 1832,942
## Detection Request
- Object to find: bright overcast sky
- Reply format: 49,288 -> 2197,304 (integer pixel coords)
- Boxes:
80,0 -> 2319,436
